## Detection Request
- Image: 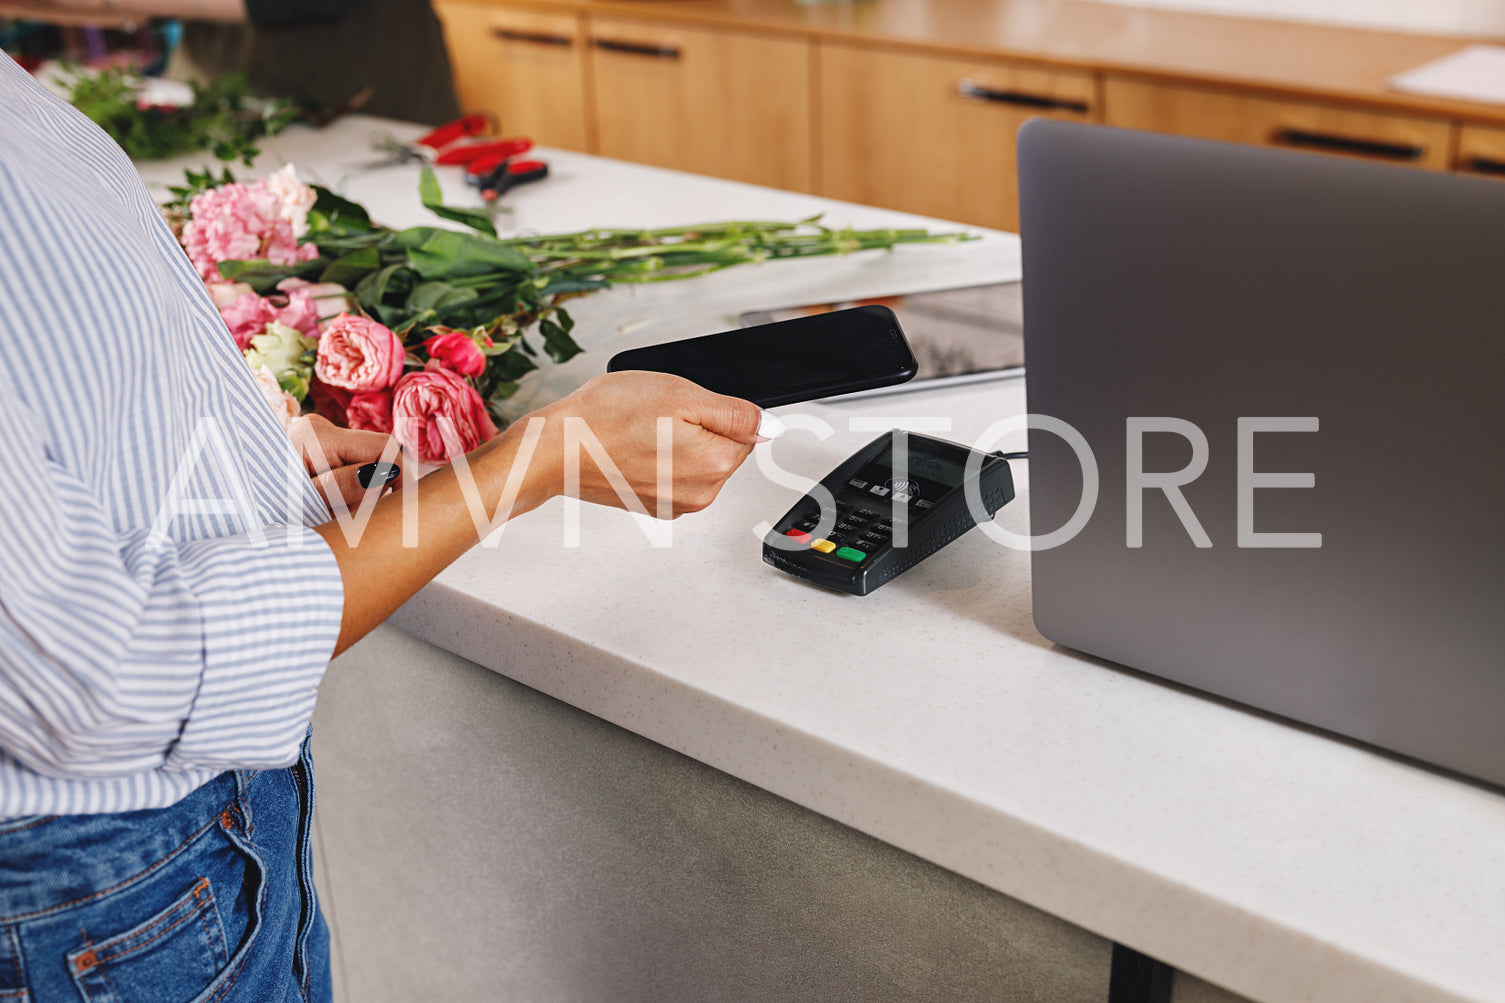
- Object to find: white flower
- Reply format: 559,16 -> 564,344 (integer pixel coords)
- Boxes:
251,365 -> 301,431
244,320 -> 317,399
264,164 -> 318,240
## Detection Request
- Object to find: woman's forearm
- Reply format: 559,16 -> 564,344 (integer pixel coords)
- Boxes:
314,372 -> 764,657
315,421 -> 554,657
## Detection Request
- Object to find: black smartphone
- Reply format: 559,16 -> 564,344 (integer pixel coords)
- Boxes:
605,305 -> 917,407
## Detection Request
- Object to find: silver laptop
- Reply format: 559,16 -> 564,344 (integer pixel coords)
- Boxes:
1018,120 -> 1505,788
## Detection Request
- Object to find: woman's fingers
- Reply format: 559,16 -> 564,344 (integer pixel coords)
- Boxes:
310,461 -> 399,514
290,413 -> 396,470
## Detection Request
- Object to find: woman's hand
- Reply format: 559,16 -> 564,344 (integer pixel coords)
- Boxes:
287,413 -> 399,514
516,371 -> 765,516
313,371 -> 765,655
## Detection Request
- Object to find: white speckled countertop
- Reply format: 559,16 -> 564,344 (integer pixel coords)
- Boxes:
140,118 -> 1505,1003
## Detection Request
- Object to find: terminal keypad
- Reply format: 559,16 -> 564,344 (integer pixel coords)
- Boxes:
783,494 -> 905,564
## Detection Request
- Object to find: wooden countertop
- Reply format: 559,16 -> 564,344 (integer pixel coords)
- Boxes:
470,0 -> 1505,124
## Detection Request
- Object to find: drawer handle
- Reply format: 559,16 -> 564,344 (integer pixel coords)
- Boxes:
1272,128 -> 1424,162
1463,156 -> 1505,177
492,27 -> 573,47
956,79 -> 1088,114
592,38 -> 681,60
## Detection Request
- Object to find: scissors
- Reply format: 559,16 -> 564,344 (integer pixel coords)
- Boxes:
368,115 -> 533,168
477,159 -> 550,204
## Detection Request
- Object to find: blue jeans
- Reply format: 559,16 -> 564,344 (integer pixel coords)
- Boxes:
0,739 -> 330,1003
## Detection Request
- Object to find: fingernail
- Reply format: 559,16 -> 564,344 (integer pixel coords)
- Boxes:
357,462 -> 401,489
756,410 -> 786,440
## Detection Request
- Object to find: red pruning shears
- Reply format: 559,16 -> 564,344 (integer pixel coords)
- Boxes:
368,115 -> 535,168
476,159 -> 550,203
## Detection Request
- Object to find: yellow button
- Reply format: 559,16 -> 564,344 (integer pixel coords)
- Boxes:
811,539 -> 836,553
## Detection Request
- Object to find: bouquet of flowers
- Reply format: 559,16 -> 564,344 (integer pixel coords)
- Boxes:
166,164 -> 972,465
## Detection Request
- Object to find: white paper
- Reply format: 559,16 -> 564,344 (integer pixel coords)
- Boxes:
1390,44 -> 1505,106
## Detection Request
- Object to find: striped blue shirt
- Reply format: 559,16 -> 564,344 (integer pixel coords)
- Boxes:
0,54 -> 345,817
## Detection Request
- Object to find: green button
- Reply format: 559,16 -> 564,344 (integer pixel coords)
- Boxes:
834,547 -> 867,563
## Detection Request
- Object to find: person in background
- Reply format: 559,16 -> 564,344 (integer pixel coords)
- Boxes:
0,51 -> 757,1001
0,0 -> 460,123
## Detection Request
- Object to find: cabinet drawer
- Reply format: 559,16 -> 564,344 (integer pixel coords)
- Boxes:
587,17 -> 812,192
1456,123 -> 1505,179
818,43 -> 1095,232
435,2 -> 590,152
1103,77 -> 1454,171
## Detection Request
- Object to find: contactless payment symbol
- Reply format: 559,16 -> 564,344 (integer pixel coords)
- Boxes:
888,479 -> 919,503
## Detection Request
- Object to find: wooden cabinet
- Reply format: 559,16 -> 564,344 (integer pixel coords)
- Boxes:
434,2 -> 591,152
1456,123 -> 1505,180
586,17 -> 812,192
1102,76 -> 1455,171
431,2 -> 1505,227
817,43 -> 1095,231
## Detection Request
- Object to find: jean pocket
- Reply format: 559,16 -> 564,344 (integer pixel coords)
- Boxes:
63,812 -> 268,1003
67,876 -> 228,1003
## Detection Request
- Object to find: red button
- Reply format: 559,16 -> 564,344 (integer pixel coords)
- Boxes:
784,529 -> 811,544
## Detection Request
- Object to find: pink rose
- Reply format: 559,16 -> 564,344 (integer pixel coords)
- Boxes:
314,313 -> 406,392
392,365 -> 497,465
423,331 -> 488,378
345,391 -> 394,434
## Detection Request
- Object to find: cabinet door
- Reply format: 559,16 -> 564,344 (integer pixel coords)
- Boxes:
1456,123 -> 1505,180
817,43 -> 1096,232
587,17 -> 812,192
1103,77 -> 1453,171
434,2 -> 590,152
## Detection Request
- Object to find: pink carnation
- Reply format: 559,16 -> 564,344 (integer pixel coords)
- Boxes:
392,365 -> 497,465
276,278 -> 354,333
345,391 -> 394,434
423,331 -> 488,378
277,289 -> 321,339
180,168 -> 321,283
206,281 -> 254,310
219,288 -> 322,350
314,313 -> 406,392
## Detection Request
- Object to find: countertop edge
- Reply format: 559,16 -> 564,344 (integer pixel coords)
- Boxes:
387,583 -> 1485,1003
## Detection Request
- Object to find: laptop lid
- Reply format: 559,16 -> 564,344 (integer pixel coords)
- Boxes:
1018,120 -> 1505,787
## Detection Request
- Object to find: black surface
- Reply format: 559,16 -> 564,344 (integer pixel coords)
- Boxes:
1109,945 -> 1174,1003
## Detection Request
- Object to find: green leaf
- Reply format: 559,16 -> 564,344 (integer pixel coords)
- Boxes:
419,166 -> 497,236
410,281 -> 479,313
489,349 -> 539,382
369,303 -> 407,328
404,230 -> 533,280
539,318 -> 584,364
536,277 -> 611,296
310,185 -> 371,231
354,264 -> 410,311
319,247 -> 381,286
218,257 -> 322,293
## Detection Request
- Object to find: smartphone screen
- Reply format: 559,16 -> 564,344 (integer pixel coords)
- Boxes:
606,305 -> 917,407
739,283 -> 1024,397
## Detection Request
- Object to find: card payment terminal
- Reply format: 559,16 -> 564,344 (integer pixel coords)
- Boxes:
763,431 -> 1016,596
